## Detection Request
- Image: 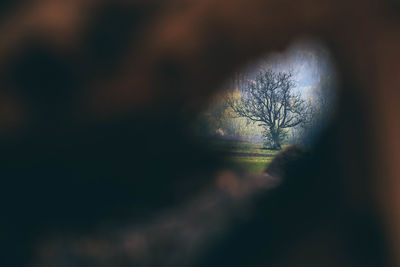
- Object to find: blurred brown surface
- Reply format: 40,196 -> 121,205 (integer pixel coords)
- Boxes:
1,0 -> 400,266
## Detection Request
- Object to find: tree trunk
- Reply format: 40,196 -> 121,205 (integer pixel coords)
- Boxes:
268,127 -> 282,150
272,133 -> 281,150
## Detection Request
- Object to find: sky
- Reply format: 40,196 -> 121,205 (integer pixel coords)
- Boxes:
204,38 -> 339,142
244,38 -> 338,102
214,39 -> 340,142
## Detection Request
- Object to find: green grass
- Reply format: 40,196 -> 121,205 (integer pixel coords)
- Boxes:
230,156 -> 273,173
206,139 -> 280,174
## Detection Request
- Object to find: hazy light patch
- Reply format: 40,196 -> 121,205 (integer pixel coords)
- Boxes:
248,39 -> 338,104
195,38 -> 338,171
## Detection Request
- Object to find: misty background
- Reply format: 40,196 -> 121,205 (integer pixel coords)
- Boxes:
196,39 -> 338,146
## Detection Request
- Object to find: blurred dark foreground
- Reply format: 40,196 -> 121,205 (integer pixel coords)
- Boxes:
1,1 -> 400,267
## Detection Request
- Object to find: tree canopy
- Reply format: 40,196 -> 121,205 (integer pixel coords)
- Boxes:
228,69 -> 311,149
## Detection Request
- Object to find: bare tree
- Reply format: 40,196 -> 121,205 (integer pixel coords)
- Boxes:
228,69 -> 311,149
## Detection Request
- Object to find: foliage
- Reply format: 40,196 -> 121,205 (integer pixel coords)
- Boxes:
197,89 -> 263,141
262,127 -> 288,149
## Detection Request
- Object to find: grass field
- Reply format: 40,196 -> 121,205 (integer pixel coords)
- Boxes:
207,139 -> 280,174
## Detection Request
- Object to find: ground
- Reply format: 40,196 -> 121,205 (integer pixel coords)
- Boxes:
207,139 -> 280,173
